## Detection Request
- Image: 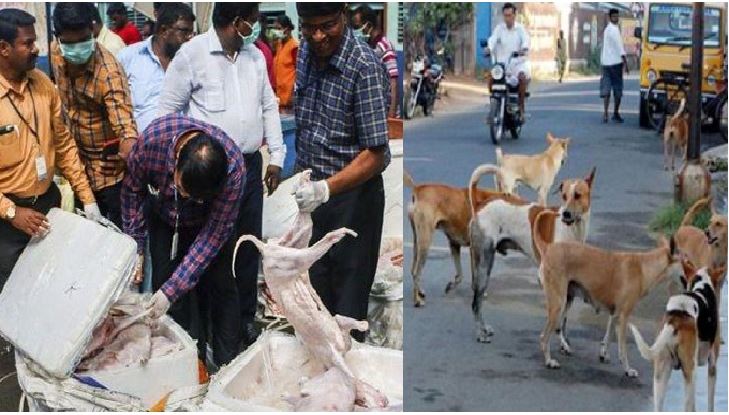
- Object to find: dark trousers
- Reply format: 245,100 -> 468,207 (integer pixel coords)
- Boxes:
309,175 -> 385,342
0,183 -> 61,289
148,211 -> 241,367
233,152 -> 263,327
74,181 -> 123,229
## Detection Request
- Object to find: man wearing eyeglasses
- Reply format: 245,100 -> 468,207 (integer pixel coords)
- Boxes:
157,2 -> 284,349
117,3 -> 196,133
294,3 -> 391,342
50,3 -> 138,230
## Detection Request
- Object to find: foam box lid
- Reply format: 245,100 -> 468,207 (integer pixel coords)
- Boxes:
0,209 -> 138,378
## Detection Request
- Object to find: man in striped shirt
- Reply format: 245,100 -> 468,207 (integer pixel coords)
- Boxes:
352,4 -> 400,118
50,3 -> 138,229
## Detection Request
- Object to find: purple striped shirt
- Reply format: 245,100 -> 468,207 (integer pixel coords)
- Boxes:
121,114 -> 245,302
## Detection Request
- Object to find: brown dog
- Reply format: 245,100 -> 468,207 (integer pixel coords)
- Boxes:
630,261 -> 724,411
535,234 -> 683,377
675,197 -> 728,287
663,98 -> 689,171
405,170 -> 505,307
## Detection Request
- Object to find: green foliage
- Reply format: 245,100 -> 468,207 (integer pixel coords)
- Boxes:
404,3 -> 473,67
649,202 -> 712,236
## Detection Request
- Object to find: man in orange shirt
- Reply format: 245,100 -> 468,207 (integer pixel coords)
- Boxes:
271,15 -> 298,110
0,9 -> 99,286
106,2 -> 142,45
51,3 -> 138,230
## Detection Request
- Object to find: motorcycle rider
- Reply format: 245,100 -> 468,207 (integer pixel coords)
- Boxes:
483,3 -> 530,122
416,56 -> 435,117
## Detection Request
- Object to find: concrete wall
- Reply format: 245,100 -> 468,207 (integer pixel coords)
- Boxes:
474,2 -> 492,73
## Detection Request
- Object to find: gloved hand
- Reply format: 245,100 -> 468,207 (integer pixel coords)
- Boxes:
294,179 -> 329,212
146,290 -> 170,319
83,203 -> 103,222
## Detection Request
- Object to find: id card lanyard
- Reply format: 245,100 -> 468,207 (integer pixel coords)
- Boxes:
171,186 -> 180,260
5,85 -> 46,181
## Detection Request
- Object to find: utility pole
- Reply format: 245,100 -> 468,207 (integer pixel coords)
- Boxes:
676,2 -> 711,204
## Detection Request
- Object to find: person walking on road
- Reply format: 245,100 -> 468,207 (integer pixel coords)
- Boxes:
0,8 -> 100,287
294,2 -> 391,342
555,30 -> 567,83
600,8 -> 629,123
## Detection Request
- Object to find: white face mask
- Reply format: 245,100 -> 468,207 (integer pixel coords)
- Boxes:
236,19 -> 260,46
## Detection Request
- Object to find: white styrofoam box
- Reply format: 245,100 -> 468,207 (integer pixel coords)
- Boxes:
0,208 -> 137,378
202,331 -> 403,411
78,316 -> 199,408
382,140 -> 403,238
262,172 -> 302,240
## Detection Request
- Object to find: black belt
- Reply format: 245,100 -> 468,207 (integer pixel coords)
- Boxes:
6,183 -> 57,207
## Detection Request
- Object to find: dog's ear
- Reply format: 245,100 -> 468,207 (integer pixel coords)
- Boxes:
585,167 -> 597,188
709,265 -> 726,286
553,181 -> 564,195
546,132 -> 555,143
561,138 -> 571,149
681,257 -> 696,278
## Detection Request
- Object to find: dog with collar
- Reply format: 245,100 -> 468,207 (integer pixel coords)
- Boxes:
468,164 -> 596,343
494,132 -> 570,206
405,170 -> 506,307
630,261 -> 724,411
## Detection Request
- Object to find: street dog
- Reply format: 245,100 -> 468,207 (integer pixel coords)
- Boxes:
405,170 -> 505,307
535,234 -> 683,377
630,261 -> 724,411
468,164 -> 595,343
663,98 -> 689,171
494,132 -> 570,205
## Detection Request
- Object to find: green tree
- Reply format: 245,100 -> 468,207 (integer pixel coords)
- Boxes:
404,2 -> 473,70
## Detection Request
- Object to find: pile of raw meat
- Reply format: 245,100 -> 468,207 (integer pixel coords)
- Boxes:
76,293 -> 181,372
235,171 -> 391,411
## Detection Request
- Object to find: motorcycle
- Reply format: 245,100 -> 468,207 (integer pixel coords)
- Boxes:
482,40 -> 529,145
406,55 -> 444,119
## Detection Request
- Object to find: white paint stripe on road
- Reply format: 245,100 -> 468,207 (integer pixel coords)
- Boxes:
404,157 -> 434,162
440,81 -> 639,99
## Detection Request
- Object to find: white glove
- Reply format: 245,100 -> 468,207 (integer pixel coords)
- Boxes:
83,203 -> 103,222
146,290 -> 170,319
294,179 -> 329,212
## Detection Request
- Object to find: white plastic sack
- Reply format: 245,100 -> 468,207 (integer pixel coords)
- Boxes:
367,237 -> 403,350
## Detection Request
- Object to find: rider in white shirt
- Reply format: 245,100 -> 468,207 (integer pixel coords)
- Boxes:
484,3 -> 530,120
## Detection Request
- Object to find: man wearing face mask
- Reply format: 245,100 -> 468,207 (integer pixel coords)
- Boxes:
158,2 -> 285,348
121,113 -> 245,367
351,4 -> 399,118
50,3 -> 138,230
91,5 -> 125,56
271,14 -> 298,110
118,3 -> 196,132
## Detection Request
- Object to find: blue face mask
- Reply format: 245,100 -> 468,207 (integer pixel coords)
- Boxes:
59,39 -> 95,65
238,20 -> 260,47
353,23 -> 371,42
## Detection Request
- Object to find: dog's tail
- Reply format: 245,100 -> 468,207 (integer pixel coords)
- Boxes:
672,98 -> 686,121
468,164 -> 503,216
404,170 -> 416,189
532,210 -> 557,263
495,146 -> 504,166
680,196 -> 712,227
629,323 -> 673,361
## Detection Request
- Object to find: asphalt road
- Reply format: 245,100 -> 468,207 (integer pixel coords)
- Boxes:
403,76 -> 728,411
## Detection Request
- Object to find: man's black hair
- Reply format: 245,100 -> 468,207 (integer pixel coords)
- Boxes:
212,2 -> 258,29
609,8 -> 620,16
91,5 -> 103,25
353,4 -> 378,28
276,14 -> 294,31
503,2 -> 516,13
296,3 -> 346,19
156,2 -> 195,33
53,2 -> 95,34
106,2 -> 127,17
177,134 -> 229,201
153,2 -> 163,12
0,8 -> 35,44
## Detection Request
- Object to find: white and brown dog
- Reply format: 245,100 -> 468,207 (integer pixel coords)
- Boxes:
494,132 -> 570,206
535,234 -> 684,377
630,261 -> 724,411
405,170 -> 505,307
663,98 -> 689,171
468,164 -> 596,343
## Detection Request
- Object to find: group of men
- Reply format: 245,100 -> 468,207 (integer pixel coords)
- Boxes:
0,2 -> 392,368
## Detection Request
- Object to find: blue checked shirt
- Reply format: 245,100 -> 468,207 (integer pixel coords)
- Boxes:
121,114 -> 245,302
294,28 -> 391,181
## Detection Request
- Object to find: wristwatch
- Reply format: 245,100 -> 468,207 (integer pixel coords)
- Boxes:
4,205 -> 16,221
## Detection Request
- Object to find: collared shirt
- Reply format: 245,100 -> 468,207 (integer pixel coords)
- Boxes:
50,42 -> 138,191
601,22 -> 626,66
121,114 -> 245,302
112,21 -> 142,46
117,37 -> 165,132
157,28 -> 285,167
372,34 -> 398,79
295,27 -> 391,181
0,69 -> 95,216
97,25 -> 126,56
487,22 -> 530,64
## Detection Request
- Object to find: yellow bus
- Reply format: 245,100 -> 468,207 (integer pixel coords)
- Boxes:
636,3 -> 726,129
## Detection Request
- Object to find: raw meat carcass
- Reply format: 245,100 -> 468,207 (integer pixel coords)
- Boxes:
287,367 -> 356,411
77,322 -> 152,371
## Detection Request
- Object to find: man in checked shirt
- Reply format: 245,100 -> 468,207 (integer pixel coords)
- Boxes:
50,3 -> 138,229
293,3 -> 391,342
121,114 -> 245,367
